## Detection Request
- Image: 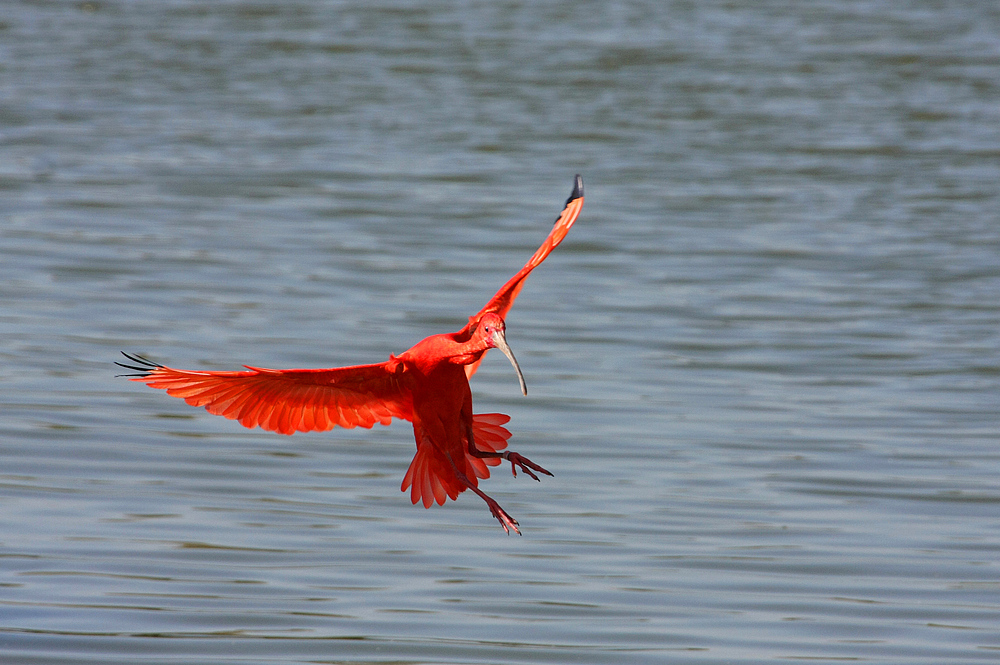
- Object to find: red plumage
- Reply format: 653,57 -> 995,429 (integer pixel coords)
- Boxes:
119,176 -> 584,534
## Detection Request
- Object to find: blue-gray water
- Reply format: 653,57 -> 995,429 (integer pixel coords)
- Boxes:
2,1 -> 999,663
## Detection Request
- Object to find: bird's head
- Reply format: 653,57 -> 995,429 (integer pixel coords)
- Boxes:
478,312 -> 526,396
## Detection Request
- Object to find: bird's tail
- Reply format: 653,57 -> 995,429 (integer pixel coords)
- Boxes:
401,413 -> 512,508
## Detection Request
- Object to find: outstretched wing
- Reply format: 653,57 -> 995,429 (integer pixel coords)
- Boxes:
462,174 -> 584,379
118,353 -> 412,435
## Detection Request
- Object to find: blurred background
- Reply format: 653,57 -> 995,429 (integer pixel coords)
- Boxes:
1,1 -> 998,663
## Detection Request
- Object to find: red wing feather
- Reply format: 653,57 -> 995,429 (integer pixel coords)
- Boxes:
463,175 -> 583,379
125,358 -> 412,435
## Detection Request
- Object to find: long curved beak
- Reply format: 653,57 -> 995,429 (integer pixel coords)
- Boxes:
492,328 -> 527,396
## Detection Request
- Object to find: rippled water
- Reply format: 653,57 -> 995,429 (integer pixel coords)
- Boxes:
2,1 -> 999,663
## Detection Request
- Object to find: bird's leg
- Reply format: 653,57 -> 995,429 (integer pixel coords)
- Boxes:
446,452 -> 521,535
465,423 -> 554,482
460,472 -> 521,536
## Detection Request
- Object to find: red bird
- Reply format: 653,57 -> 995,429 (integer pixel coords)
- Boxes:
119,175 -> 584,534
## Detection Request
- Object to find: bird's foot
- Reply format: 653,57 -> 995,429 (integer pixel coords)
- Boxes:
502,451 -> 553,481
453,468 -> 522,535
485,498 -> 521,536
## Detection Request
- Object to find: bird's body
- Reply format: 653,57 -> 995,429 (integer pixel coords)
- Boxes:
119,175 -> 584,534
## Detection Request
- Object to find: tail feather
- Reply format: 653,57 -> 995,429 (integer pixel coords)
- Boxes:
401,413 -> 513,507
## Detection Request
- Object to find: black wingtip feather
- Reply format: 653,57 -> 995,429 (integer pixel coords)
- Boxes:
566,174 -> 583,204
115,352 -> 163,377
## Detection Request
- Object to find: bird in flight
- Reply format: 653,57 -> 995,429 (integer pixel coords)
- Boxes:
118,175 -> 584,534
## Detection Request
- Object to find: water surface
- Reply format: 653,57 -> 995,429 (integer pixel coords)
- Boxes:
2,1 -> 999,663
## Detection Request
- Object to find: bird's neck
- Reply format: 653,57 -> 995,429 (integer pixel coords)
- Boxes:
400,332 -> 486,370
